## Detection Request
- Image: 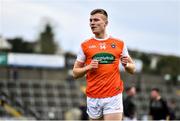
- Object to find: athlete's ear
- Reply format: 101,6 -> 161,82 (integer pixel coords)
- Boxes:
105,20 -> 108,26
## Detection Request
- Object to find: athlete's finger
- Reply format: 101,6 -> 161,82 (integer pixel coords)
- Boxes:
121,56 -> 128,60
121,57 -> 128,67
90,60 -> 99,69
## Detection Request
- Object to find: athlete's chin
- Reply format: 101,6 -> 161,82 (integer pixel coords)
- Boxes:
92,31 -> 100,35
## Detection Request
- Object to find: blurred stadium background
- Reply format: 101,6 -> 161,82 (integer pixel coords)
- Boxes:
0,23 -> 180,120
0,0 -> 179,120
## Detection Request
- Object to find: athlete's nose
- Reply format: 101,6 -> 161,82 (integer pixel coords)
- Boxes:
90,22 -> 94,27
90,19 -> 96,25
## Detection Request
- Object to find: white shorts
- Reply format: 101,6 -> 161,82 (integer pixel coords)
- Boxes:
86,93 -> 123,119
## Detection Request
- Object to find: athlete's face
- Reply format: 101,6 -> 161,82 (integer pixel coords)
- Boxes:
90,13 -> 108,35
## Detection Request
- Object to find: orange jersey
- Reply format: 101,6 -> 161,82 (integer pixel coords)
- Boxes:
77,36 -> 129,98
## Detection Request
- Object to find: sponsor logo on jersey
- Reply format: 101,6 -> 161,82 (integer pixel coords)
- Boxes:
88,45 -> 97,49
92,52 -> 115,64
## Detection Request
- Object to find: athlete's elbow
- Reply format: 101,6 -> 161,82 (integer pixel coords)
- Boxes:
73,74 -> 78,79
72,70 -> 78,79
131,68 -> 136,74
126,64 -> 136,74
127,66 -> 136,75
72,69 -> 81,79
130,67 -> 136,74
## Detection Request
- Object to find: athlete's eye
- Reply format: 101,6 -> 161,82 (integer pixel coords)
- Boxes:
94,18 -> 99,22
90,18 -> 100,23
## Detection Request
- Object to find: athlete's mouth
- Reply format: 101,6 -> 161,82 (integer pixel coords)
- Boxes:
91,27 -> 97,30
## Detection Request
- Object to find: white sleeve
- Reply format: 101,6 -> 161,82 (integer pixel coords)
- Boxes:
76,46 -> 86,63
121,42 -> 129,57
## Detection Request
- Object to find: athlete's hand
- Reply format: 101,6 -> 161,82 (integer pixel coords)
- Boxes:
121,56 -> 129,67
86,59 -> 99,71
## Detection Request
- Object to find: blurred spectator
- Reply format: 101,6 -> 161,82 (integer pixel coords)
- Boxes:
149,88 -> 170,120
13,67 -> 18,81
123,86 -> 137,121
79,85 -> 89,120
10,66 -> 19,81
79,102 -> 89,120
168,99 -> 176,120
0,95 -> 6,106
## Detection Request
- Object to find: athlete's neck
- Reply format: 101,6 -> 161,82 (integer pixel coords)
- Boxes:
95,33 -> 108,39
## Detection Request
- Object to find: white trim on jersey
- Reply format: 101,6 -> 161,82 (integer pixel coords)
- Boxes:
93,34 -> 110,41
76,37 -> 129,63
76,47 -> 86,63
122,43 -> 129,57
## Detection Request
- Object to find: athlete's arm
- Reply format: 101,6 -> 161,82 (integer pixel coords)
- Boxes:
73,60 -> 99,79
73,45 -> 100,79
121,56 -> 136,74
121,42 -> 136,74
73,61 -> 86,79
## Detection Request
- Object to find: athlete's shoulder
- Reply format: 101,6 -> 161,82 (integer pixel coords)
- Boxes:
109,36 -> 125,44
80,37 -> 94,51
81,37 -> 94,45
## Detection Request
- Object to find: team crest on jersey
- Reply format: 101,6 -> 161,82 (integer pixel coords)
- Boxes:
99,43 -> 106,50
111,43 -> 116,48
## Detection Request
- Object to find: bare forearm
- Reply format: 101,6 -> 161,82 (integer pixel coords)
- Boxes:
73,60 -> 99,79
125,63 -> 136,74
121,56 -> 136,74
73,66 -> 87,79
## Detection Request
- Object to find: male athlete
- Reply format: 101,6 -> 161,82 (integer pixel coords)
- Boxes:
73,9 -> 136,120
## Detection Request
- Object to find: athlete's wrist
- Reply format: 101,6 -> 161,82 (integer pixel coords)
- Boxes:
84,66 -> 88,72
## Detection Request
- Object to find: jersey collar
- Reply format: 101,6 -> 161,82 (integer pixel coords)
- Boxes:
93,34 -> 110,41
